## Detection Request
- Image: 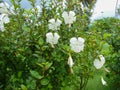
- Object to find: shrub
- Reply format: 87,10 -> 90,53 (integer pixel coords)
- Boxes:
0,0 -> 105,90
89,17 -> 120,89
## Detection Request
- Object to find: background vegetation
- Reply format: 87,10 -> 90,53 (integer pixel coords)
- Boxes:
0,0 -> 120,90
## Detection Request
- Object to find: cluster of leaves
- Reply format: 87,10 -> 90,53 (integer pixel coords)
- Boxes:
0,0 -> 103,90
89,17 -> 120,89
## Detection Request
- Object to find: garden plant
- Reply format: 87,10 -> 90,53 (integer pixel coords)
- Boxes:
0,0 -> 113,90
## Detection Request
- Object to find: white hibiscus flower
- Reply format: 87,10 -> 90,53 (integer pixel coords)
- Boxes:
48,18 -> 62,31
46,32 -> 60,48
94,55 -> 105,69
70,37 -> 85,53
62,11 -> 76,27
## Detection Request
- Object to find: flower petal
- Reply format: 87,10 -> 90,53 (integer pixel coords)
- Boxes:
62,11 -> 68,19
101,77 -> 107,86
70,37 -> 77,44
46,32 -> 53,44
53,33 -> 60,44
78,37 -> 85,44
99,55 -> 105,65
94,59 -> 103,69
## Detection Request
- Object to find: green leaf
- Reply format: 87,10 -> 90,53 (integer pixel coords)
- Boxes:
103,33 -> 112,39
38,38 -> 44,45
21,84 -> 27,90
45,62 -> 52,70
41,78 -> 49,85
30,70 -> 43,79
101,42 -> 111,54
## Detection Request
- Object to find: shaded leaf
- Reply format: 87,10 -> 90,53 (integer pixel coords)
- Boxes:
30,70 -> 43,79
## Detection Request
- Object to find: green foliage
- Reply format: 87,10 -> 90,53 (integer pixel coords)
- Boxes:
89,17 -> 120,89
0,0 -> 103,90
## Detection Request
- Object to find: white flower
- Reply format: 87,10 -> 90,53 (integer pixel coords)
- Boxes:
0,14 -> 10,23
68,55 -> 74,68
0,21 -> 4,31
0,14 -> 10,31
68,54 -> 74,74
94,55 -> 105,69
0,2 -> 9,14
0,2 -> 15,15
62,0 -> 67,9
62,11 -> 76,25
70,37 -> 85,53
34,5 -> 42,17
101,77 -> 107,86
48,18 -> 62,31
46,32 -> 60,48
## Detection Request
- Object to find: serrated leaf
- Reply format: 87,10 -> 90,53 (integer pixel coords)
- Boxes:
30,70 -> 43,79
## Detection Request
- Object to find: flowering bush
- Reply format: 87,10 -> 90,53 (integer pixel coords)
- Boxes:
0,0 -> 107,90
89,17 -> 120,89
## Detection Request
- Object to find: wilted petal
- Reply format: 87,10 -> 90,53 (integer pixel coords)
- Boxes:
101,77 -> 107,86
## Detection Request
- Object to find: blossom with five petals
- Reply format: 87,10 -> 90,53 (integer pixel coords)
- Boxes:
62,11 -> 76,26
70,37 -> 85,53
48,18 -> 62,31
94,55 -> 105,69
46,32 -> 60,48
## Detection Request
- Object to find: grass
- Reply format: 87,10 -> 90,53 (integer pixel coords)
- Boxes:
86,71 -> 111,90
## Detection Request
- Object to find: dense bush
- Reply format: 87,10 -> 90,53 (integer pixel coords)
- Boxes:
89,17 -> 120,89
0,0 -> 108,90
